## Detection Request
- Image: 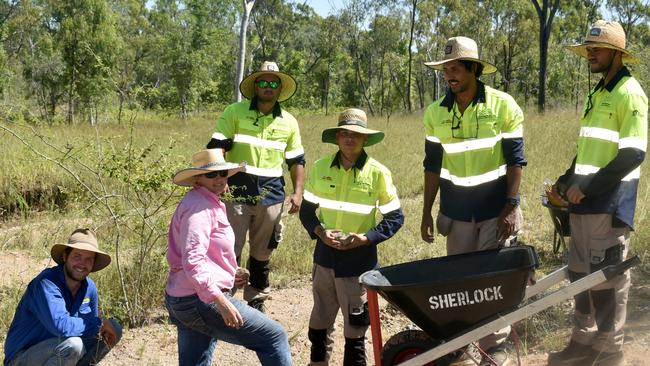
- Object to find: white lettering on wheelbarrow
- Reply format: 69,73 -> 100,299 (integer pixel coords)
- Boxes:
428,286 -> 503,310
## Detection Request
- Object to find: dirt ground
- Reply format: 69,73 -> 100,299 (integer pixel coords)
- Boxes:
2,250 -> 649,365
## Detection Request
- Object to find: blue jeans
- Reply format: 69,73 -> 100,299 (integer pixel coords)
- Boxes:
8,319 -> 122,366
165,292 -> 292,366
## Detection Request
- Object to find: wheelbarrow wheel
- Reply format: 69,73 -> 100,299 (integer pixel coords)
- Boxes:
381,329 -> 442,366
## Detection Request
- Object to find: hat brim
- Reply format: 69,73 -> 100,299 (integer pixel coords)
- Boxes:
424,57 -> 498,74
564,43 -> 638,63
173,162 -> 246,187
51,243 -> 112,272
239,71 -> 297,102
321,126 -> 385,147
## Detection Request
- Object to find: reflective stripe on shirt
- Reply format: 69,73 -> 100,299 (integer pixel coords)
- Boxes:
440,165 -> 507,187
234,134 -> 287,151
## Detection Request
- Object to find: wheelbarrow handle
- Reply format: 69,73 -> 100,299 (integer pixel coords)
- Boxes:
602,255 -> 640,281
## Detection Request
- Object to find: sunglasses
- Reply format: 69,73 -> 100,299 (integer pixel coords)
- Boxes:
451,109 -> 479,140
256,80 -> 280,89
204,170 -> 228,179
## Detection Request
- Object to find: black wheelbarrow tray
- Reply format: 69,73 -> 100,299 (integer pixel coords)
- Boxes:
359,245 -> 640,366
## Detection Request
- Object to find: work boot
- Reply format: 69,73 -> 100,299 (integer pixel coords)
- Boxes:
343,336 -> 366,366
247,298 -> 266,313
308,328 -> 328,363
584,349 -> 624,366
479,345 -> 513,366
547,340 -> 591,366
449,344 -> 481,366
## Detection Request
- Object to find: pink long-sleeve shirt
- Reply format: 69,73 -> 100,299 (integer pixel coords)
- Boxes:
166,186 -> 237,303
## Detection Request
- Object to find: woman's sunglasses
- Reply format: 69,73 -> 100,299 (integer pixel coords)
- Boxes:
204,170 -> 228,178
256,80 -> 280,89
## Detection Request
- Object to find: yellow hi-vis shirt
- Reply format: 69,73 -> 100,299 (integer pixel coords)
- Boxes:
212,100 -> 304,178
303,151 -> 400,235
423,82 -> 526,221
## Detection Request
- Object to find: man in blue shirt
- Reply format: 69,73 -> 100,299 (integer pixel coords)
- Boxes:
4,228 -> 122,366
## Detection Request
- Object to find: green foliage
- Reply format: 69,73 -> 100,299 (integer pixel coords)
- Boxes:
2,0 -> 650,121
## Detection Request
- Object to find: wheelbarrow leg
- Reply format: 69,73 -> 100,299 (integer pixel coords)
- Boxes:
368,289 -> 383,366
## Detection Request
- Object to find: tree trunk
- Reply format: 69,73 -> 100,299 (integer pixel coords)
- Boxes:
234,0 -> 255,102
406,0 -> 418,113
531,0 -> 560,113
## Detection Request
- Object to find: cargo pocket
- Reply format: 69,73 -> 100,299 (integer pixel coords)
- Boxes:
267,219 -> 284,249
590,243 -> 623,272
348,302 -> 370,326
436,213 -> 453,237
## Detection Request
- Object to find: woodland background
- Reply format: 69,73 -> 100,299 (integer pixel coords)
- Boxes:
0,0 -> 649,124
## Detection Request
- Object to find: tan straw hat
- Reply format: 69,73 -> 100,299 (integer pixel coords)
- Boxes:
51,228 -> 111,272
424,36 -> 497,74
239,61 -> 297,102
173,149 -> 245,187
565,20 -> 638,63
322,108 -> 385,147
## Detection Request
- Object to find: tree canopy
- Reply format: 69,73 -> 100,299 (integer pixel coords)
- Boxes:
1,0 -> 648,123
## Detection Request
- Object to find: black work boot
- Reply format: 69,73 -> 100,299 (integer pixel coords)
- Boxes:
247,298 -> 266,313
308,328 -> 328,363
547,340 -> 592,366
343,336 -> 366,366
584,349 -> 624,366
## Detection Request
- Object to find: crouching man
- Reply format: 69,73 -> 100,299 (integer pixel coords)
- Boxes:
300,108 -> 404,365
4,228 -> 122,366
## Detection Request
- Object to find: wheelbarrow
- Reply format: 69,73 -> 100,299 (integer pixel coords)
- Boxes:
359,245 -> 639,365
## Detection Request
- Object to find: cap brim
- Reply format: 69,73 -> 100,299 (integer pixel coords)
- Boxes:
424,57 -> 498,74
239,71 -> 297,102
321,126 -> 385,147
51,243 -> 112,272
173,163 -> 246,187
564,43 -> 638,63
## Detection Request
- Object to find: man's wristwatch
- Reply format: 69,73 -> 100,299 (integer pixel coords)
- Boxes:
505,197 -> 519,207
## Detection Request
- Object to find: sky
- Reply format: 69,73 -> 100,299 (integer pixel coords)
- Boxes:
305,0 -> 345,17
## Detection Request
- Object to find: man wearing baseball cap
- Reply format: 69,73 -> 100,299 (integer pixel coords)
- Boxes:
547,20 -> 647,366
4,228 -> 122,366
421,36 -> 527,366
300,108 -> 404,365
207,61 -> 305,313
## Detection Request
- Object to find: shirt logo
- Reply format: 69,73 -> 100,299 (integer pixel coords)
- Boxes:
321,176 -> 333,181
82,297 -> 91,304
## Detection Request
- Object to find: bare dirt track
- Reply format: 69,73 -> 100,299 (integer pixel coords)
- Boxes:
2,251 -> 649,365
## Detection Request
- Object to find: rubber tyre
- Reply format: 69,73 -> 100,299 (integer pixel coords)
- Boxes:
381,329 -> 443,366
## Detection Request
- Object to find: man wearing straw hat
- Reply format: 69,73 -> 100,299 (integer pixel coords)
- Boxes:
300,108 -> 404,365
4,229 -> 122,366
547,20 -> 647,366
420,36 -> 527,366
207,61 -> 305,312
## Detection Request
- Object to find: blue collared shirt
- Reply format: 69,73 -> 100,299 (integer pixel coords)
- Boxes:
4,265 -> 102,365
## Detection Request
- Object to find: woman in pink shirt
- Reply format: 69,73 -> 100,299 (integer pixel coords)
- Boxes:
165,149 -> 291,366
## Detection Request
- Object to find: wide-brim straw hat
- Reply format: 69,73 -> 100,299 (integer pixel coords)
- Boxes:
51,228 -> 111,272
565,20 -> 638,63
173,149 -> 246,187
239,61 -> 297,102
424,36 -> 497,74
322,108 -> 385,147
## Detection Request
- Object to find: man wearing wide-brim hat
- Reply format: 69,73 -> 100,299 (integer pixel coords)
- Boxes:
547,20 -> 648,366
4,229 -> 122,366
299,108 -> 404,365
206,61 -> 305,312
420,36 -> 527,366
